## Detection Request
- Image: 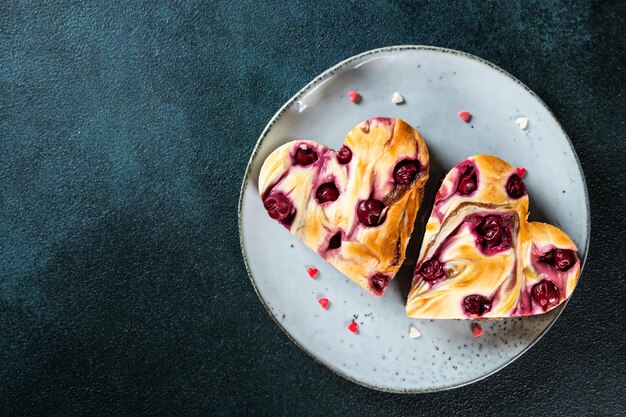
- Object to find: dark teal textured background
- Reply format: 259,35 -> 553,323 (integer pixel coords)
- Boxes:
1,1 -> 625,415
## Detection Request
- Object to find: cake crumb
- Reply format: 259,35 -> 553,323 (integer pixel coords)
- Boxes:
516,117 -> 529,130
392,91 -> 404,104
409,325 -> 421,339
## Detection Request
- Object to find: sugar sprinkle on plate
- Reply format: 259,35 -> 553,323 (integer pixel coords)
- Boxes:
348,90 -> 361,103
348,321 -> 359,333
458,110 -> 472,123
409,325 -> 421,339
392,91 -> 404,104
516,117 -> 529,130
307,267 -> 318,279
471,323 -> 484,338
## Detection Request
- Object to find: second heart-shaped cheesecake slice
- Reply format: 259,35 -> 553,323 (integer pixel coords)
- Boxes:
406,155 -> 581,318
259,118 -> 429,296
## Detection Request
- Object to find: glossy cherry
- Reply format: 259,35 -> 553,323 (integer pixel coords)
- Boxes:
316,182 -> 339,203
263,193 -> 294,222
506,173 -> 526,198
294,145 -> 318,166
457,165 -> 477,195
463,294 -> 492,316
337,146 -> 352,164
416,259 -> 445,281
356,199 -> 385,226
553,249 -> 577,271
476,215 -> 505,248
531,279 -> 561,310
393,160 -> 420,184
541,248 -> 577,271
370,274 -> 389,294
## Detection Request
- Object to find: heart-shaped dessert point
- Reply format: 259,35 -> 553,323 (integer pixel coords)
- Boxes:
259,118 -> 430,296
407,155 -> 580,318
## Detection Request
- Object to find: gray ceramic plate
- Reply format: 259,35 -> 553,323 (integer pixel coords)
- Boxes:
238,46 -> 589,393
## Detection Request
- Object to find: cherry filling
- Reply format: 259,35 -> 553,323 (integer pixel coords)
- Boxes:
474,215 -> 512,254
263,193 -> 295,222
463,294 -> 492,316
370,274 -> 389,295
393,160 -> 421,184
531,279 -> 561,310
540,248 -> 577,271
294,145 -> 318,166
476,215 -> 505,248
316,182 -> 340,203
506,173 -> 526,198
553,249 -> 577,271
328,232 -> 342,249
457,165 -> 477,195
337,146 -> 352,164
356,199 -> 386,226
415,259 -> 445,281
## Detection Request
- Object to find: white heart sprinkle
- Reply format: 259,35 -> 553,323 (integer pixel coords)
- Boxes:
392,91 -> 404,104
516,117 -> 529,130
409,325 -> 421,339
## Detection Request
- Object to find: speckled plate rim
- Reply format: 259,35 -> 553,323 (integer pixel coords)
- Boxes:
237,45 -> 591,393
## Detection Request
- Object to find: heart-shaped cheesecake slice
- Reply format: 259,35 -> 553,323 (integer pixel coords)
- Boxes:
406,155 -> 580,318
259,118 -> 429,296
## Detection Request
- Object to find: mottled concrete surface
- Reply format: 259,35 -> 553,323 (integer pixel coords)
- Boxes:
0,1 -> 624,415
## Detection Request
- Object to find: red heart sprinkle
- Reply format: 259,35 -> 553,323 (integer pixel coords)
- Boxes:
516,167 -> 527,177
348,90 -> 361,103
318,298 -> 329,309
307,267 -> 319,278
471,323 -> 484,338
458,111 -> 472,123
348,321 -> 359,333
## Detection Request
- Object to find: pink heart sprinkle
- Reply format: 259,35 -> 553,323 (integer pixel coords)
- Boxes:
318,298 -> 329,309
348,90 -> 361,103
471,323 -> 484,338
458,111 -> 472,123
516,167 -> 527,177
348,321 -> 359,333
307,267 -> 318,278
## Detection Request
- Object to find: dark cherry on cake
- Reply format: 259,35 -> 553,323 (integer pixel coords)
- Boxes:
506,173 -> 526,198
337,146 -> 352,164
357,199 -> 386,227
463,294 -> 492,317
415,259 -> 446,282
263,193 -> 294,223
316,182 -> 340,204
540,248 -> 577,271
294,144 -> 318,166
531,279 -> 561,311
457,164 -> 477,195
393,160 -> 421,185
